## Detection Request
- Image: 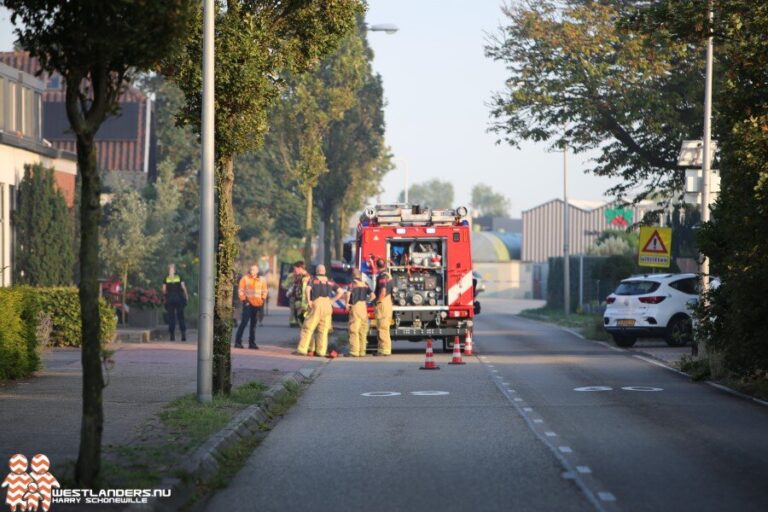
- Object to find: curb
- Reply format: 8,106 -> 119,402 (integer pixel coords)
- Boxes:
125,367 -> 318,512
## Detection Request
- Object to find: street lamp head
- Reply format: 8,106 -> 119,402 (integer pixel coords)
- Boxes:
368,23 -> 399,34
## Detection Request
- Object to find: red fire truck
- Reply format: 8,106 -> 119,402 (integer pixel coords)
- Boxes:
356,204 -> 476,352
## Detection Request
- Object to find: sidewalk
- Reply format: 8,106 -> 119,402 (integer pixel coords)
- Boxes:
0,303 -> 321,468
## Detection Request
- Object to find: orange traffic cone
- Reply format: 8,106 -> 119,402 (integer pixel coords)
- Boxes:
420,339 -> 440,370
463,331 -> 474,356
449,336 -> 465,365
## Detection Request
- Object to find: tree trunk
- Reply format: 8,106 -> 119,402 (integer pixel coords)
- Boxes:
75,132 -> 104,488
213,155 -> 237,395
304,187 -> 314,264
121,268 -> 128,325
322,208 -> 333,268
335,207 -> 345,263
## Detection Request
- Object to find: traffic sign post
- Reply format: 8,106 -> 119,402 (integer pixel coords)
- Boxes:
638,227 -> 672,268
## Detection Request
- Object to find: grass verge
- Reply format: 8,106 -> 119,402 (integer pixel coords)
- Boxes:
179,380 -> 300,511
101,380 -> 268,489
519,306 -> 612,342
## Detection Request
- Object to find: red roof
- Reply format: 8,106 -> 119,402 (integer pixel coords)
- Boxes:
0,51 -> 152,173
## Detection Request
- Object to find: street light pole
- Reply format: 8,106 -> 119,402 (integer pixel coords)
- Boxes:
197,0 -> 215,403
701,1 -> 714,288
563,142 -> 570,316
697,0 -> 714,358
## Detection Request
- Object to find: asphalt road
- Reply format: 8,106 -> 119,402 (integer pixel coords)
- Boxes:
205,298 -> 768,512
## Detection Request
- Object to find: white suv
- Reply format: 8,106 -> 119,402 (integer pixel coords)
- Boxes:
603,273 -> 700,348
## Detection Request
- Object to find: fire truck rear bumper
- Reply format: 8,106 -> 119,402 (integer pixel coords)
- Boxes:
367,326 -> 469,340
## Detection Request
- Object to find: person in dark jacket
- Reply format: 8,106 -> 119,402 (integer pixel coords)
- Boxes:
162,263 -> 188,341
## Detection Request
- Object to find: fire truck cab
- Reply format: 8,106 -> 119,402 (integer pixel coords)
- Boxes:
356,204 -> 475,352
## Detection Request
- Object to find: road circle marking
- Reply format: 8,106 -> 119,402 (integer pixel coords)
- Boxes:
411,391 -> 450,396
622,386 -> 663,392
573,386 -> 613,392
361,391 -> 401,397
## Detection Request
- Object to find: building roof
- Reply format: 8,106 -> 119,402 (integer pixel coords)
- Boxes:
522,198 -> 606,214
0,51 -> 153,175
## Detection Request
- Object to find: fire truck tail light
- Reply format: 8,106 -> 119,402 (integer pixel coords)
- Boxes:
396,228 -> 406,234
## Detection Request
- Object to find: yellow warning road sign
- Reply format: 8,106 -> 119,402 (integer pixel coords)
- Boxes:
638,227 -> 672,268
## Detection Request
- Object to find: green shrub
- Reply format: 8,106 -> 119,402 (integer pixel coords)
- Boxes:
23,287 -> 117,347
0,287 -> 117,380
0,288 -> 38,379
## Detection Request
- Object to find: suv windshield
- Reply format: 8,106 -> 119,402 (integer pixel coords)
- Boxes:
614,281 -> 660,296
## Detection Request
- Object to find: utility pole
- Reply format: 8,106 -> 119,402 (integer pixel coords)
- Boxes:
563,142 -> 570,316
197,0 -> 214,402
697,0 -> 714,358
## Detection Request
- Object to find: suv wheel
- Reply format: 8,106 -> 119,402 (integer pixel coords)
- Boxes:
665,315 -> 692,347
612,334 -> 637,348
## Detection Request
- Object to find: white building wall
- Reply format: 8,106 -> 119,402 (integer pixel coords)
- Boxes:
0,144 -> 77,286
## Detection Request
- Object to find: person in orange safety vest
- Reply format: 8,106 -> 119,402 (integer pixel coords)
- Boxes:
235,264 -> 268,349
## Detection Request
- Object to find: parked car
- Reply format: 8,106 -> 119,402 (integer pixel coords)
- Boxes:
603,273 -> 707,348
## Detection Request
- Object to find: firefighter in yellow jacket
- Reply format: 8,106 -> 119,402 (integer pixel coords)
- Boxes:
345,269 -> 374,357
374,258 -> 394,356
294,264 -> 342,357
235,265 -> 268,349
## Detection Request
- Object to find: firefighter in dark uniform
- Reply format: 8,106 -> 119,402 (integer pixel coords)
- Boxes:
374,258 -> 394,356
345,269 -> 374,357
162,263 -> 188,341
294,264 -> 342,357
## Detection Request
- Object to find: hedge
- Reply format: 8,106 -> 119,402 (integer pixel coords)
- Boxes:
0,288 -> 35,379
0,287 -> 117,379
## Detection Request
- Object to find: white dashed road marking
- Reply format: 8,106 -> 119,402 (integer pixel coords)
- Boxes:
410,391 -> 450,396
598,492 -> 617,502
558,446 -> 573,453
361,391 -> 401,397
545,431 -> 557,437
576,466 -> 592,474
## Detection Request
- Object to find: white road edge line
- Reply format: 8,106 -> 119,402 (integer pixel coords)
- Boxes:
560,327 -> 585,340
632,355 -> 768,409
632,354 -> 688,377
706,381 -> 768,407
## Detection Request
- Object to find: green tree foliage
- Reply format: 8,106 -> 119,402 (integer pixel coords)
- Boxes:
398,179 -> 455,209
313,20 -> 390,266
3,0 -> 192,485
485,0 -> 703,201
165,0 -> 363,394
140,75 -> 200,178
142,161 -> 199,287
272,25 -> 367,262
13,163 -> 75,286
633,1 -> 768,378
470,183 -> 511,218
101,188 -> 162,325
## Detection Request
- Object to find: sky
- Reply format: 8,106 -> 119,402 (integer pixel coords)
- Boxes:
0,2 -> 621,217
